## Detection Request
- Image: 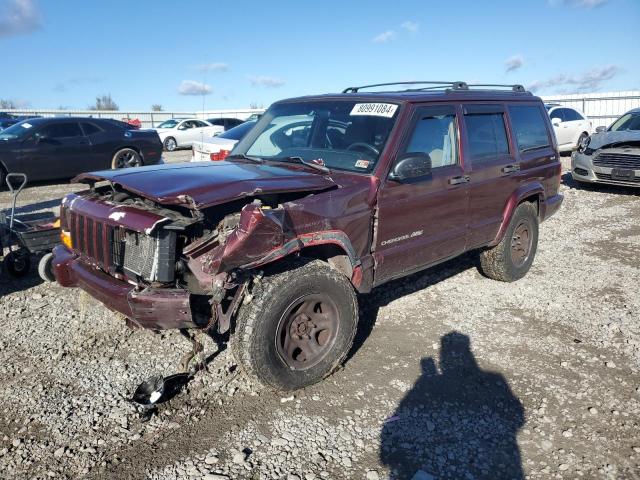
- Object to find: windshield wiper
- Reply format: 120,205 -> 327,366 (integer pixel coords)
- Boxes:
226,153 -> 263,164
274,156 -> 330,174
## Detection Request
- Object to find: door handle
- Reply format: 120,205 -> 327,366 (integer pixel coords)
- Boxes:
448,175 -> 470,185
501,164 -> 521,174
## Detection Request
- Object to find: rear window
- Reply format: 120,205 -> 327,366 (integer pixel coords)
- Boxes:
218,121 -> 255,140
508,105 -> 550,152
464,113 -> 509,161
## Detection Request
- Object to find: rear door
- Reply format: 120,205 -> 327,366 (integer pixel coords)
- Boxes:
374,104 -> 469,284
22,122 -> 88,180
462,104 -> 519,248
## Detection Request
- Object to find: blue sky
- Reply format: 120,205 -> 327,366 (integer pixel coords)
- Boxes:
1,0 -> 638,110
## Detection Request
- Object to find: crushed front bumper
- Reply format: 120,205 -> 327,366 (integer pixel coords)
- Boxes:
52,246 -> 197,330
572,151 -> 640,187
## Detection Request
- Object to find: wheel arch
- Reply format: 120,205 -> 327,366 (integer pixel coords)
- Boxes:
490,183 -> 543,247
244,232 -> 362,289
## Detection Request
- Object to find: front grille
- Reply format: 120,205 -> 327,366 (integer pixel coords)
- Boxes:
593,152 -> 640,169
119,231 -> 157,279
595,172 -> 640,184
68,210 -> 176,282
69,211 -> 112,268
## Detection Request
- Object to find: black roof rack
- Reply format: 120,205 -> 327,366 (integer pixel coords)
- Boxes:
342,81 -> 527,94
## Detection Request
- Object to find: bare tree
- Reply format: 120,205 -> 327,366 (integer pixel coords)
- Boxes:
88,94 -> 119,111
0,99 -> 17,109
151,104 -> 163,112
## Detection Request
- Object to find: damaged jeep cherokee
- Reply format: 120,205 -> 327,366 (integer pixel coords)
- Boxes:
52,81 -> 563,390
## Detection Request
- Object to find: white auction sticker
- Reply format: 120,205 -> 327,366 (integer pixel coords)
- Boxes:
350,103 -> 398,118
21,123 -> 32,129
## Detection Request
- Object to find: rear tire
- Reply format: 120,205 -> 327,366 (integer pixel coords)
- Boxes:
5,248 -> 31,277
479,202 -> 539,282
112,148 -> 142,169
164,137 -> 177,152
38,252 -> 56,282
232,259 -> 358,391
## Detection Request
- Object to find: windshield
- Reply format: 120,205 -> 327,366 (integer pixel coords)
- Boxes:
234,100 -> 400,173
157,119 -> 179,128
609,112 -> 640,132
218,121 -> 255,140
0,120 -> 36,140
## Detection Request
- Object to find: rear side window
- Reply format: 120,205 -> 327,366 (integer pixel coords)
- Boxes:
81,123 -> 102,135
39,122 -> 83,138
508,105 -> 550,152
464,113 -> 509,162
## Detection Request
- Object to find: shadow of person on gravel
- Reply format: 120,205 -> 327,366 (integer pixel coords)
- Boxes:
380,332 -> 524,480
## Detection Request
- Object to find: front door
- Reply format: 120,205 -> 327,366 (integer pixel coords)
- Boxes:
374,105 -> 469,285
21,122 -> 88,181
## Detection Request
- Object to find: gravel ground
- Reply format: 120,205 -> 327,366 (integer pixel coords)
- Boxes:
0,155 -> 638,480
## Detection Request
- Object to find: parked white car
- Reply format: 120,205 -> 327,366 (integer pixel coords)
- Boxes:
546,104 -> 592,153
191,120 -> 256,162
153,118 -> 223,151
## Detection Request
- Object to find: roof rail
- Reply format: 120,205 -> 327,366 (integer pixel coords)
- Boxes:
466,83 -> 527,92
342,81 -> 528,94
342,81 -> 468,93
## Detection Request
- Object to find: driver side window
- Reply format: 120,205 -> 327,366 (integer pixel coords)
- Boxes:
404,106 -> 458,168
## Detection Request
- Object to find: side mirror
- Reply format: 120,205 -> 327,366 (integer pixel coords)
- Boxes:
551,117 -> 562,127
178,124 -> 187,130
35,134 -> 49,144
595,126 -> 606,133
389,152 -> 432,182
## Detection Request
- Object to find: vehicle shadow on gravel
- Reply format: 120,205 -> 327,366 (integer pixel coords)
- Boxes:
0,266 -> 43,297
561,172 -> 640,196
0,198 -> 62,216
380,332 -> 524,480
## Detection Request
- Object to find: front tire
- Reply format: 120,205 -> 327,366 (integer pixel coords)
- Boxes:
164,137 -> 177,152
232,259 -> 358,391
479,202 -> 539,282
112,148 -> 142,169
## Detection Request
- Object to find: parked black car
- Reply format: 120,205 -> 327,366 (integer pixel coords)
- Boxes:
0,117 -> 163,183
205,117 -> 246,131
0,118 -> 19,130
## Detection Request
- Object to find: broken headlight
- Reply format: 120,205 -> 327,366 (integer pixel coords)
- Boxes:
578,135 -> 593,155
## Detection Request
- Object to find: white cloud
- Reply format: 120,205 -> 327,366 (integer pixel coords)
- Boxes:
505,55 -> 524,73
0,0 -> 41,38
177,80 -> 212,96
195,62 -> 229,73
400,21 -> 419,33
247,75 -> 285,88
528,65 -> 620,92
372,30 -> 395,44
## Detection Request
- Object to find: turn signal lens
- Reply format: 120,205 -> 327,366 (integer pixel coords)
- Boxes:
61,230 -> 73,249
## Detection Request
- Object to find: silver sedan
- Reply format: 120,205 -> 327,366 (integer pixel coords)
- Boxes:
572,108 -> 640,187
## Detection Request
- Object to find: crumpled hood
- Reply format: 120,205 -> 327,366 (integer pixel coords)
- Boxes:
589,130 -> 640,149
73,161 -> 338,209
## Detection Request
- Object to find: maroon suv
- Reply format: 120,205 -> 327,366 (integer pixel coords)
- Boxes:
53,81 -> 563,390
